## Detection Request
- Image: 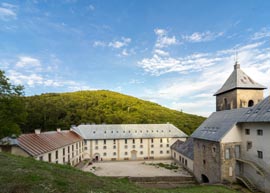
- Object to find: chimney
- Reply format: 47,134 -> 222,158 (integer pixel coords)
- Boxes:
57,128 -> 61,132
35,129 -> 41,134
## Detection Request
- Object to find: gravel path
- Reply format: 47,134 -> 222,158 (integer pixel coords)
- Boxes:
83,159 -> 191,177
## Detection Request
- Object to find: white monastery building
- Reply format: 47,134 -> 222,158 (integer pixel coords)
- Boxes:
0,129 -> 84,166
71,124 -> 187,161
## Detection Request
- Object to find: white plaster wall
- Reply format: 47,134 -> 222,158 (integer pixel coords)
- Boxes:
171,149 -> 193,172
221,125 -> 242,143
241,123 -> 270,168
86,137 -> 183,161
35,141 -> 84,166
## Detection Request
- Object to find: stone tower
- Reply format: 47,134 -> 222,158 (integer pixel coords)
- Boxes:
214,62 -> 266,111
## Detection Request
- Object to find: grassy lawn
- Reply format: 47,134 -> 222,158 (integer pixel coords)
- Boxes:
0,153 -> 237,193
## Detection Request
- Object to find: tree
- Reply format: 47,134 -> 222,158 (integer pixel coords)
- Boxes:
0,70 -> 26,138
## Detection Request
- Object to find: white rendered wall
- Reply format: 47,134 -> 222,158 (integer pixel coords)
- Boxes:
86,137 -> 184,161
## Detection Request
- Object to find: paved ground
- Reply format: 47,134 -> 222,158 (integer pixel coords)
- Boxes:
83,159 -> 191,177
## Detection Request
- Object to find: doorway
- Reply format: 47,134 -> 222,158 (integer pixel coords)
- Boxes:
131,150 -> 137,160
93,153 -> 100,161
201,174 -> 209,183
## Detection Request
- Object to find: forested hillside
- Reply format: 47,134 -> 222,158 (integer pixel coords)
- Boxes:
21,90 -> 205,135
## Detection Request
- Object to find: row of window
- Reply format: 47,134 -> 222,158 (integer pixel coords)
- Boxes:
39,142 -> 83,163
245,129 -> 263,136
93,130 -> 172,134
95,143 -> 170,150
173,152 -> 188,167
95,138 -> 170,145
102,150 -> 170,157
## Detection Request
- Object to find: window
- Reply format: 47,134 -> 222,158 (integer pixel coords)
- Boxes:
113,145 -> 116,149
245,129 -> 250,135
174,152 -> 176,158
63,148 -> 65,156
166,150 -> 170,154
125,145 -> 128,149
167,138 -> 169,143
258,151 -> 263,159
133,139 -> 135,144
203,159 -> 206,165
95,146 -> 98,150
257,129 -> 263,136
166,144 -> 169,147
103,146 -> 107,150
179,156 -> 181,161
48,153 -> 51,162
151,151 -> 154,154
160,138 -> 163,143
76,143 -> 78,149
140,138 -> 143,143
56,150 -> 58,159
63,157 -> 65,163
39,156 -> 43,161
68,146 -> 70,153
103,152 -> 107,156
125,152 -> 128,155
160,150 -> 163,154
95,139 -> 98,145
113,139 -> 116,144
132,145 -> 135,148
247,141 -> 252,150
72,145 -> 74,151
104,139 -> 106,144
125,139 -> 128,144
225,148 -> 230,160
160,144 -> 163,148
185,159 -> 187,166
140,144 -> 143,148
151,144 -> 154,148
151,138 -> 154,143
113,152 -> 116,156
140,151 -> 143,155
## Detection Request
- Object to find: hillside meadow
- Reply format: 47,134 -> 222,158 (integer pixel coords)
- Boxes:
0,153 -> 237,193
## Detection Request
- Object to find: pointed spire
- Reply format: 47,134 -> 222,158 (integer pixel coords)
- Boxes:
234,62 -> 240,70
234,50 -> 240,69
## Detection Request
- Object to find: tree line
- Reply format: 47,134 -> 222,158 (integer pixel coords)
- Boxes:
0,70 -> 205,138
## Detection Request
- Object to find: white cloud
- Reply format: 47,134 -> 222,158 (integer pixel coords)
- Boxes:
15,56 -> 41,68
138,39 -> 270,116
88,4 -> 95,11
93,41 -> 106,47
251,28 -> 270,40
93,37 -> 132,50
154,28 -> 177,48
0,3 -> 17,20
182,31 -> 224,43
154,49 -> 169,56
108,37 -> 131,49
138,53 -> 221,76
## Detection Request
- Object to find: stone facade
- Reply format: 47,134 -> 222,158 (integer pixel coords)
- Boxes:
193,139 -> 221,183
216,89 -> 264,111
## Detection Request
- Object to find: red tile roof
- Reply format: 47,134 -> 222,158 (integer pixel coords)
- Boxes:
17,130 -> 83,156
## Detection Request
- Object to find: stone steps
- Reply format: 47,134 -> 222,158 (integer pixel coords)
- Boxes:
236,175 -> 262,193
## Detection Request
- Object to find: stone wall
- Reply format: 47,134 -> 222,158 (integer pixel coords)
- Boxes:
216,89 -> 264,111
193,139 -> 221,183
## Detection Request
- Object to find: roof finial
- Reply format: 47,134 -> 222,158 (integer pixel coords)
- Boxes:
234,49 -> 240,69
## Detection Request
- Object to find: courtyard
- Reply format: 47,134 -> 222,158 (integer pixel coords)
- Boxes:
83,159 -> 191,177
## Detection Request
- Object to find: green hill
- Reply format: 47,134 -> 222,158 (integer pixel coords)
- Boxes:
21,90 -> 205,135
0,152 -> 236,193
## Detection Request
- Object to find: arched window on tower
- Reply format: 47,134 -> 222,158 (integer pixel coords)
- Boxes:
248,100 -> 254,107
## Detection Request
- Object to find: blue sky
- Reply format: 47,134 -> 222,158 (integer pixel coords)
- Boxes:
1,0 -> 270,116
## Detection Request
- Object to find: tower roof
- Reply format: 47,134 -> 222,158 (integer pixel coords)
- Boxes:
214,63 -> 267,96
